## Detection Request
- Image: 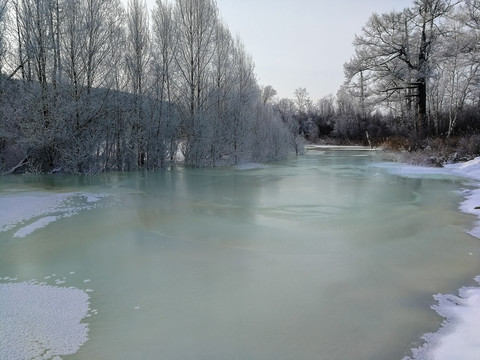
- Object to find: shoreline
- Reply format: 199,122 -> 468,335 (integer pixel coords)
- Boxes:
385,157 -> 480,360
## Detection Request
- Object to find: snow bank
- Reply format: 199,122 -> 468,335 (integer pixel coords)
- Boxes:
446,157 -> 480,180
306,144 -> 377,151
406,277 -> 480,360
387,157 -> 480,360
373,162 -> 455,179
0,192 -> 106,237
0,280 -> 91,360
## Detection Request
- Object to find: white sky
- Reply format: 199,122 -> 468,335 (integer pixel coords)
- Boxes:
215,0 -> 413,101
144,0 -> 413,101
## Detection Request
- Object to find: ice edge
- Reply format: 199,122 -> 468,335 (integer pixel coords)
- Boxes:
397,158 -> 480,360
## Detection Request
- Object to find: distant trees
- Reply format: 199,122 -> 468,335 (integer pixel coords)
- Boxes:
0,0 -> 292,174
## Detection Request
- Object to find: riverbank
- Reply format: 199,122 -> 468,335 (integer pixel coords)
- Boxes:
380,135 -> 480,168
389,157 -> 480,360
308,145 -> 480,358
314,134 -> 480,168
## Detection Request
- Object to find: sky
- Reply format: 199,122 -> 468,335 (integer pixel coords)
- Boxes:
214,0 -> 413,101
143,0 -> 413,101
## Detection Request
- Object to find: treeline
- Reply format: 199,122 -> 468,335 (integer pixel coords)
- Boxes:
274,0 -> 480,155
0,0 -> 292,174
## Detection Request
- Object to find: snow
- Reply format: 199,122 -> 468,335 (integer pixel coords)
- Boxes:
0,193 -> 74,232
13,216 -> 59,238
406,277 -> 480,360
384,157 -> 480,360
0,192 -> 107,237
373,162 -> 456,179
447,157 -> 480,180
306,144 -> 377,151
0,281 -> 91,360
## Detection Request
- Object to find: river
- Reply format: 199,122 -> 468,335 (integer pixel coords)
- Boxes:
1,148 -> 480,359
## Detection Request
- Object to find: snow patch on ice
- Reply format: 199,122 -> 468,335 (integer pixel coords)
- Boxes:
0,280 -> 91,360
13,216 -> 59,238
0,193 -> 74,232
83,193 -> 106,203
0,191 -> 108,237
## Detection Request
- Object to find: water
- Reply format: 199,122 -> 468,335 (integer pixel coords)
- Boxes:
1,149 -> 480,360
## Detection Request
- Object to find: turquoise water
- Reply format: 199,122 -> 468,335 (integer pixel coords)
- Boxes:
1,150 -> 480,359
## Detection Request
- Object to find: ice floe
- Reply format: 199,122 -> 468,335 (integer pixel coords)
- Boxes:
0,280 -> 91,360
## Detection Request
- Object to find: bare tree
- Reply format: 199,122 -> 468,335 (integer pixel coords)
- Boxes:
1,0 -> 293,174
261,85 -> 277,105
346,1 -> 453,137
229,37 -> 258,164
0,0 -> 8,77
276,97 -> 303,155
293,87 -> 312,114
151,0 -> 180,167
125,0 -> 150,168
205,21 -> 236,165
174,0 -> 218,165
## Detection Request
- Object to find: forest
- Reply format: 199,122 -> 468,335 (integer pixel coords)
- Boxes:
1,0 -> 480,174
0,0 -> 293,174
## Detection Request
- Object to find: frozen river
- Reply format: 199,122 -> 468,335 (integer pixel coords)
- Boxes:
1,149 -> 480,359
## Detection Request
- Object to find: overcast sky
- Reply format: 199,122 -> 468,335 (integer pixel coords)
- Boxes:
214,0 -> 413,101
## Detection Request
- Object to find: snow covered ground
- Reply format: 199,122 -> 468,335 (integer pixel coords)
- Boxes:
379,158 -> 480,360
306,144 -> 377,151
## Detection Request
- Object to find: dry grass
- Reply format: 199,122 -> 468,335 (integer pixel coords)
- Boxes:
380,135 -> 480,167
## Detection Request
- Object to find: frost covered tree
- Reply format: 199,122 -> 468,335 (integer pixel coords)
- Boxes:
205,21 -> 235,165
125,0 -> 150,169
0,0 -> 293,173
0,0 -> 7,77
261,85 -> 277,105
345,0 -> 454,137
174,0 -> 218,165
150,0 -> 179,167
275,97 -> 303,155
